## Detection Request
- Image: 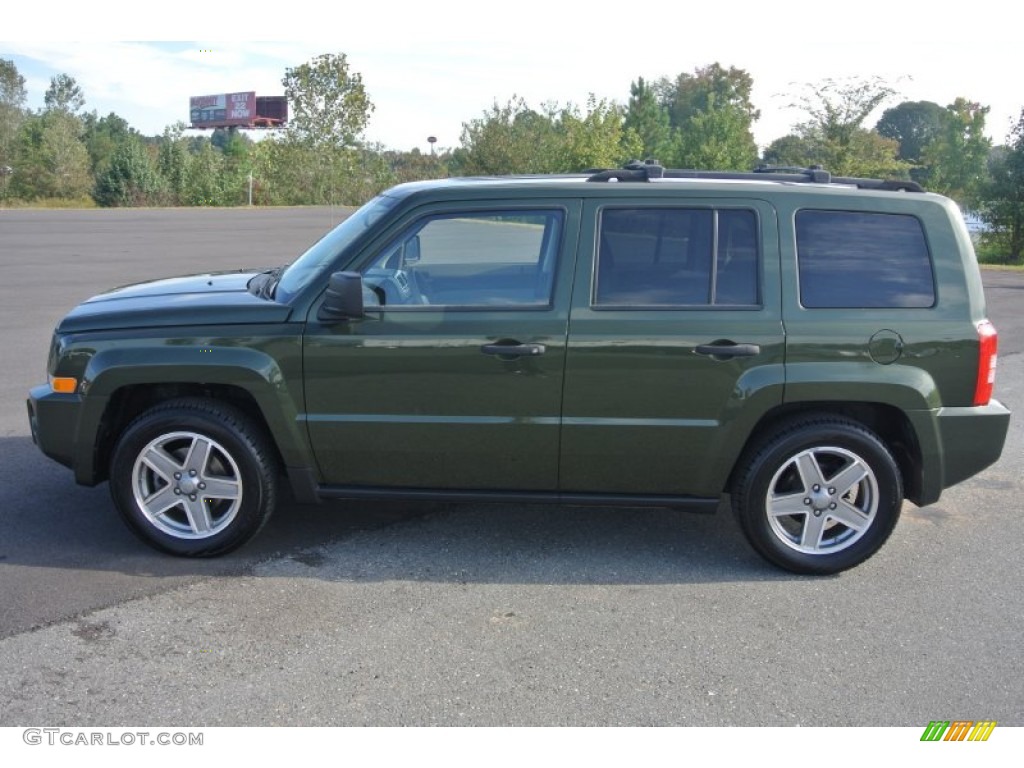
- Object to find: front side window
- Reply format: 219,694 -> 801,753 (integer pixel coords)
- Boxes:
796,210 -> 935,308
594,207 -> 759,307
362,210 -> 563,309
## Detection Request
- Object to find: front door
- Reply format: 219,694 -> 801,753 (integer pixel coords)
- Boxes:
303,200 -> 581,491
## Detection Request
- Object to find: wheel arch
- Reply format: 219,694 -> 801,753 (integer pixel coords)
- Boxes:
70,345 -> 314,490
727,401 -> 925,505
92,383 -> 289,486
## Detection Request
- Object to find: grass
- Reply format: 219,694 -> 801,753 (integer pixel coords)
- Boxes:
980,263 -> 1024,271
0,196 -> 97,209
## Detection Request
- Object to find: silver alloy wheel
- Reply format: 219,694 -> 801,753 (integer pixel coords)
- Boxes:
765,445 -> 878,555
130,431 -> 243,539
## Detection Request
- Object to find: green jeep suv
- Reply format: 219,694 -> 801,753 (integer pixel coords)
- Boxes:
27,164 -> 1011,574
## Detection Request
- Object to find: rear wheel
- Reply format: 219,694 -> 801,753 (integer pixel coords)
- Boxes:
109,398 -> 277,556
732,417 -> 903,574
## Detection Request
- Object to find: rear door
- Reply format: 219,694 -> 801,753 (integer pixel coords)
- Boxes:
559,196 -> 785,499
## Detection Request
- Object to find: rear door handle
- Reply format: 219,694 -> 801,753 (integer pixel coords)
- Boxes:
694,342 -> 761,359
480,342 -> 546,358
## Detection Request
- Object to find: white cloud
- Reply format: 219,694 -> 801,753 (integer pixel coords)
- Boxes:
2,1 -> 1021,153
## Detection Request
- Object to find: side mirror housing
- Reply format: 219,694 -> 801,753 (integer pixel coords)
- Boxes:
318,271 -> 366,322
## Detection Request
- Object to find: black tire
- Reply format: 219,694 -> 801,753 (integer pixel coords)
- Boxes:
731,416 -> 903,575
109,398 -> 278,556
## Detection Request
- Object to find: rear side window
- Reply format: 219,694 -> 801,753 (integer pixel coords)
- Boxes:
595,208 -> 759,307
796,210 -> 935,308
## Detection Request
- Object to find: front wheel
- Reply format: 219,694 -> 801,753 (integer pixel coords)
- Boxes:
731,417 -> 903,575
109,398 -> 278,556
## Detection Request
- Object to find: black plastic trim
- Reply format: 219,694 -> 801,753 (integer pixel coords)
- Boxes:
287,465 -> 321,504
586,162 -> 924,192
316,484 -> 720,511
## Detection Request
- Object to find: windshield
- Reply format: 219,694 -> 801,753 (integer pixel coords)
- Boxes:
274,194 -> 401,302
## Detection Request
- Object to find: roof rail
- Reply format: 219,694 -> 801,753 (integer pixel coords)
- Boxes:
586,161 -> 924,192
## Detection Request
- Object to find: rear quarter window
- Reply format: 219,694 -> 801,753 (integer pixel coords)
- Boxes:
796,210 -> 935,308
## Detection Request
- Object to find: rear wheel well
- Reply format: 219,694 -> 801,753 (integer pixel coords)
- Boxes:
94,384 -> 283,483
730,402 -> 923,504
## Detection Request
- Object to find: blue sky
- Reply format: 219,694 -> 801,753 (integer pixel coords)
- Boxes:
3,2 -> 1021,154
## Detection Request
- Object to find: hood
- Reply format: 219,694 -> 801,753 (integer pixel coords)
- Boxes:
57,271 -> 293,333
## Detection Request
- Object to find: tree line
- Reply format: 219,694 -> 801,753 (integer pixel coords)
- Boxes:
1,54 -> 1021,262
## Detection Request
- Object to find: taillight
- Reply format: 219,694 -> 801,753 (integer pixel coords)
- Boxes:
974,320 -> 998,406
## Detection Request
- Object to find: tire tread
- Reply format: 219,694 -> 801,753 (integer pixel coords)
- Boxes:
731,414 -> 903,575
110,397 -> 278,557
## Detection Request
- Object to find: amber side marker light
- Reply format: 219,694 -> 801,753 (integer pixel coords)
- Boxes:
49,376 -> 78,394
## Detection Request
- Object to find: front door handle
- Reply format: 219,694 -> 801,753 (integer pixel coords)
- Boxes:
694,342 -> 761,359
480,342 -> 546,358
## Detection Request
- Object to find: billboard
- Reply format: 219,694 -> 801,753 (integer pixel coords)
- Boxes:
189,92 -> 257,128
255,96 -> 288,126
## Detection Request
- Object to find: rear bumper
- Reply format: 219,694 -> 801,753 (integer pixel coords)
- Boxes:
910,399 -> 1011,505
936,400 -> 1012,488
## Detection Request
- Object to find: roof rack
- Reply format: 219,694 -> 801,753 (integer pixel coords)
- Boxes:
586,161 -> 924,192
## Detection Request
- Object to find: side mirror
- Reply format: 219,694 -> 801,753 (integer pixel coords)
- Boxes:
318,271 -> 366,322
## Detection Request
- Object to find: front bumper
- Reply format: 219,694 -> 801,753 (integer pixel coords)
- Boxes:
27,384 -> 82,471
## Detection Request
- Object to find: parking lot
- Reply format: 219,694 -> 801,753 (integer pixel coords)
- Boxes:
0,207 -> 1021,725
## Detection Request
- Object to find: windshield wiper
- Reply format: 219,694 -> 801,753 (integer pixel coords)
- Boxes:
264,263 -> 289,300
250,264 -> 288,300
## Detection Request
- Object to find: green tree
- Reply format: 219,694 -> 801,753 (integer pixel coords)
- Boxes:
785,76 -> 906,177
623,77 -> 672,162
762,128 -> 903,178
452,97 -> 559,175
981,111 -> 1024,263
282,52 -> 373,149
94,136 -> 163,206
212,127 -> 252,203
657,63 -> 759,128
791,76 -> 895,146
875,100 -> 948,164
270,53 -> 377,205
0,58 -> 26,198
182,141 -> 228,206
11,73 -> 92,200
554,97 -> 641,172
156,122 -> 189,203
835,129 -> 909,177
645,64 -> 759,170
923,98 -> 991,206
251,134 -> 382,206
761,134 -> 816,167
671,94 -> 758,170
452,96 -> 638,175
249,137 -> 298,205
383,146 -> 448,185
44,73 -> 85,115
12,111 -> 92,199
211,126 -> 251,159
82,111 -> 138,177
